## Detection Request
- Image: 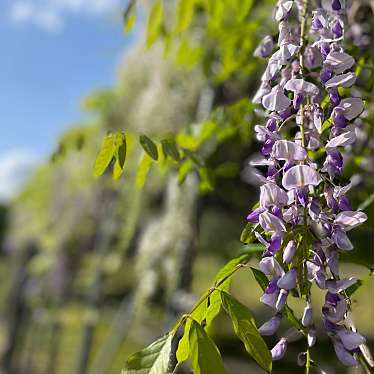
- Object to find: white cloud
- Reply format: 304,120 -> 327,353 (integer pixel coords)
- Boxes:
9,0 -> 122,32
0,149 -> 40,202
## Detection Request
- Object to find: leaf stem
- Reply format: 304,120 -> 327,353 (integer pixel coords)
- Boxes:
172,263 -> 247,334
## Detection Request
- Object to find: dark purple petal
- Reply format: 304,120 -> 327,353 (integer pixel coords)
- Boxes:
332,20 -> 343,37
266,277 -> 280,294
339,195 -> 352,211
329,89 -> 341,106
332,228 -> 353,250
331,0 -> 342,11
321,69 -> 333,83
247,207 -> 266,223
333,112 -> 347,128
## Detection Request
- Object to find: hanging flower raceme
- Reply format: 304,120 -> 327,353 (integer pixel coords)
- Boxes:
249,0 -> 369,368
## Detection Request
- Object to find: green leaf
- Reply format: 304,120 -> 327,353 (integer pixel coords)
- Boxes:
358,191 -> 374,211
161,139 -> 180,162
178,159 -> 194,184
136,153 -> 153,189
113,133 -> 127,180
235,0 -> 254,21
94,134 -> 115,177
240,223 -> 255,244
215,254 -> 250,290
214,162 -> 240,178
191,293 -> 209,323
220,292 -> 272,373
206,290 -> 221,327
139,135 -> 159,160
122,333 -> 172,374
250,267 -> 268,292
240,243 -> 265,255
176,0 -> 195,32
188,320 -> 226,374
346,272 -> 373,297
176,319 -> 191,364
283,305 -> 304,332
198,167 -> 215,193
123,1 -> 136,33
146,0 -> 163,48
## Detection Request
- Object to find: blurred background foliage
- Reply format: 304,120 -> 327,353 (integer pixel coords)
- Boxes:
1,0 -> 374,373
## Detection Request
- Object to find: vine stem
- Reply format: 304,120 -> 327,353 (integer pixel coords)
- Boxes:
305,349 -> 311,374
171,262 -> 247,334
297,2 -> 313,372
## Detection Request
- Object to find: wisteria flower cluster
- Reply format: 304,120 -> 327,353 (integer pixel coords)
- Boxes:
249,0 -> 369,369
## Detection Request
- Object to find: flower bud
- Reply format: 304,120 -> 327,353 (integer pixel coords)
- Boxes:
302,303 -> 313,327
271,338 -> 288,361
283,240 -> 296,264
259,314 -> 282,336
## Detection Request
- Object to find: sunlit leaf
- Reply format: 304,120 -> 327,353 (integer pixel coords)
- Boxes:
235,0 -> 254,22
123,0 -> 136,33
240,223 -> 255,244
220,291 -> 272,372
215,254 -> 250,290
146,0 -> 163,48
178,159 -> 194,184
136,153 -> 153,189
176,319 -> 191,364
250,267 -> 268,291
113,132 -> 127,180
188,320 -> 226,374
122,333 -> 172,374
176,0 -> 195,33
94,134 -> 115,177
206,290 -> 221,326
139,135 -> 159,160
198,167 -> 215,193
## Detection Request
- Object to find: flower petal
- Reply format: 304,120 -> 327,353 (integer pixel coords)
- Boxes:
271,338 -> 288,361
335,211 -> 368,231
272,140 -> 307,161
338,98 -> 364,120
260,183 -> 289,208
282,165 -> 322,190
259,211 -> 287,234
325,72 -> 357,88
326,131 -> 356,149
284,78 -> 319,95
262,87 -> 291,112
333,341 -> 358,367
325,51 -> 355,74
277,268 -> 297,290
337,330 -> 366,351
259,314 -> 282,336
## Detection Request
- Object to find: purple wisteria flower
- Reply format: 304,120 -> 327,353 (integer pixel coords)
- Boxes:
249,0 -> 369,368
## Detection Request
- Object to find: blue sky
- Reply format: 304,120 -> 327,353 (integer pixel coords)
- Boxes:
0,0 -> 136,201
